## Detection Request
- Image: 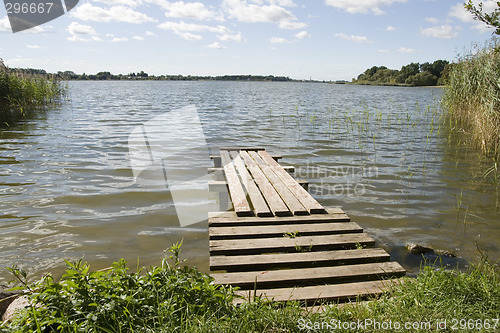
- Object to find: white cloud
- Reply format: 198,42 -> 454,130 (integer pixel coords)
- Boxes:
207,42 -> 226,49
449,2 -> 474,22
143,0 -> 171,8
223,0 -> 305,29
93,0 -> 138,7
449,1 -> 496,33
270,36 -> 288,43
0,16 -> 10,32
158,21 -> 230,34
268,0 -> 297,6
335,32 -> 372,43
420,25 -> 459,39
385,25 -> 396,31
425,17 -> 439,24
133,36 -> 145,40
397,47 -> 416,53
177,32 -> 203,40
112,37 -> 128,42
68,22 -> 97,35
146,30 -> 156,36
26,45 -> 40,49
67,35 -> 89,42
218,32 -> 245,42
71,3 -> 156,23
295,30 -> 310,39
164,1 -> 223,21
325,0 -> 407,15
278,21 -> 307,29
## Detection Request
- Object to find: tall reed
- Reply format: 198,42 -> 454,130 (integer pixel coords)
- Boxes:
0,59 -> 65,114
442,42 -> 500,157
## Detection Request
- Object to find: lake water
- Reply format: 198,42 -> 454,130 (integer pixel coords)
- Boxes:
1,81 -> 499,283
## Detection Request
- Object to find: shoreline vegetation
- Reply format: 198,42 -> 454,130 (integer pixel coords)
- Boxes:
0,59 -> 66,117
351,59 -> 451,87
443,41 -> 500,157
1,244 -> 499,332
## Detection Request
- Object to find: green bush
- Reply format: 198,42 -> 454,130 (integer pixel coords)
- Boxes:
3,243 -> 235,332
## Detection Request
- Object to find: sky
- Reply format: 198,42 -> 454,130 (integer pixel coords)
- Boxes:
0,0 -> 497,81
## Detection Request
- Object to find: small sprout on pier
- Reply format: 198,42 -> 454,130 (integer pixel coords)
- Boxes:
283,231 -> 300,238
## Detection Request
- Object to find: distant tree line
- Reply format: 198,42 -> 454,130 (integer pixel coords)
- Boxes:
52,71 -> 293,82
353,60 -> 453,86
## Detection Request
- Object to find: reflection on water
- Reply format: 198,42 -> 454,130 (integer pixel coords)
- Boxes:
0,81 -> 499,283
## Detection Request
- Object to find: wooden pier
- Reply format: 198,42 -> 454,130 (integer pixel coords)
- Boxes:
209,148 -> 405,306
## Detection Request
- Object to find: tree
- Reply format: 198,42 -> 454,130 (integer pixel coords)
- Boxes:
96,71 -> 111,80
465,0 -> 500,35
405,71 -> 438,86
396,63 -> 420,83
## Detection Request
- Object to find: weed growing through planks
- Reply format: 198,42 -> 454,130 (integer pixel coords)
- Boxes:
283,231 -> 300,239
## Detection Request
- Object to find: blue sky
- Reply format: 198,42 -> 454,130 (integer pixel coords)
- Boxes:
0,0 -> 496,80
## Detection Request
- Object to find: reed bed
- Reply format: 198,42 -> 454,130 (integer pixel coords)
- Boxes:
442,42 -> 500,157
0,59 -> 65,115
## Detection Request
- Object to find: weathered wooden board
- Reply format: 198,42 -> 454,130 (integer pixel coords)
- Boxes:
208,208 -> 349,227
211,262 -> 405,289
209,221 -> 363,240
220,150 -> 253,216
239,151 -> 291,216
258,150 -> 327,214
233,279 -> 399,305
229,151 -> 272,217
209,233 -> 375,255
209,248 -> 390,271
248,151 -> 308,215
209,207 -> 344,219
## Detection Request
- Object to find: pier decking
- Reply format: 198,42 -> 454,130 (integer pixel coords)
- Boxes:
209,148 -> 405,306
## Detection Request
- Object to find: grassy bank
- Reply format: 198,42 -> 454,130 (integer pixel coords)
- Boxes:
0,60 -> 65,116
442,42 -> 500,157
1,244 -> 499,332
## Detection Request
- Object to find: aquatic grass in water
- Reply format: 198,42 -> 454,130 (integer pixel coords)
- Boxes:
442,41 -> 500,157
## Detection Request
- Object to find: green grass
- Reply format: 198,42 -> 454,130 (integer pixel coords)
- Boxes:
442,41 -> 500,157
1,243 -> 499,332
0,60 -> 66,116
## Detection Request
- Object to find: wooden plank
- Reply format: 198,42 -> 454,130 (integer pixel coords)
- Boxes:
258,150 -> 327,214
219,147 -> 265,151
209,221 -> 363,240
220,150 -> 252,216
210,155 -> 221,167
209,233 -> 375,255
233,280 -> 399,305
209,178 -> 307,189
211,262 -> 405,289
248,151 -> 308,215
240,151 -> 291,216
209,207 -> 344,219
208,207 -> 348,227
229,151 -> 272,217
208,212 -> 350,227
210,248 -> 390,271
